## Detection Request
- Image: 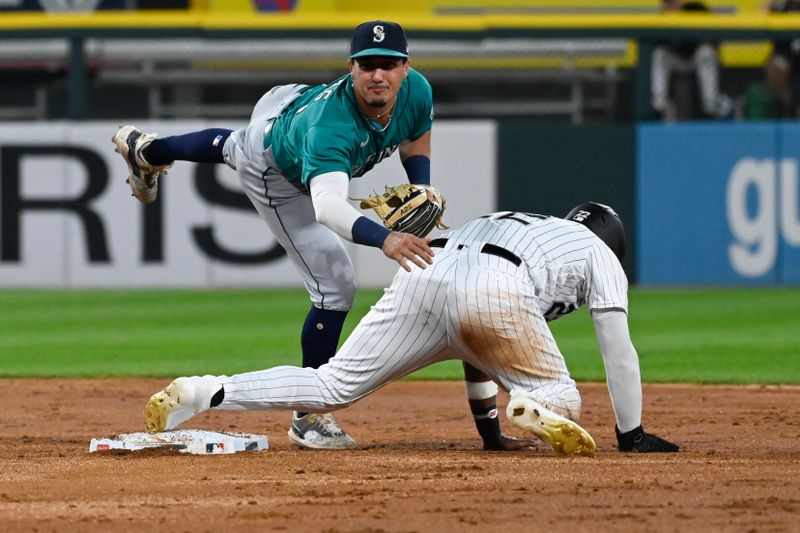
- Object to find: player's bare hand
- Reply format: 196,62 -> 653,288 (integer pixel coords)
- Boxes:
382,231 -> 434,272
482,434 -> 537,451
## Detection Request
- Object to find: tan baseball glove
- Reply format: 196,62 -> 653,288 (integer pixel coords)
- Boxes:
356,183 -> 448,237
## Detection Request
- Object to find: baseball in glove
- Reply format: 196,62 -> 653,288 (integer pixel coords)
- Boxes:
356,183 -> 448,237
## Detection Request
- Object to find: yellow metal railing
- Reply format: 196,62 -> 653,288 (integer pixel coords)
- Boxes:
1,11 -> 798,30
200,0 -> 768,14
1,10 -> 795,68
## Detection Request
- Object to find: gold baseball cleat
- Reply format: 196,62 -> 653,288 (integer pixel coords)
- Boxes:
506,393 -> 596,457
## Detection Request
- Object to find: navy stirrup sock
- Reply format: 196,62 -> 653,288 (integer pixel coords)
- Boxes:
301,306 -> 348,370
144,128 -> 233,165
298,306 -> 348,418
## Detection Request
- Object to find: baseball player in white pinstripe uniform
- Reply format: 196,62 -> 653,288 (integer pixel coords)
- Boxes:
144,203 -> 678,454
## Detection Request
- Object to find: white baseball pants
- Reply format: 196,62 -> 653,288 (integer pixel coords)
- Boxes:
216,245 -> 582,420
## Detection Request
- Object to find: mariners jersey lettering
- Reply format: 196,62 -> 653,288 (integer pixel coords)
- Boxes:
444,212 -> 629,319
268,68 -> 433,186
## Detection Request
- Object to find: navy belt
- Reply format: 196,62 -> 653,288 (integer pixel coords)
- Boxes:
429,238 -> 521,267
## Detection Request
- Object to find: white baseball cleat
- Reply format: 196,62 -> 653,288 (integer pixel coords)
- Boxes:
506,392 -> 596,457
112,125 -> 171,204
144,376 -> 221,433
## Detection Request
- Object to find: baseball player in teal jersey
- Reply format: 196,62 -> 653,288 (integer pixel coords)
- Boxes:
267,70 -> 432,185
112,20 -> 521,451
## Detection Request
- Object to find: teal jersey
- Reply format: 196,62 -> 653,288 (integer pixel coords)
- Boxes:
268,68 -> 433,186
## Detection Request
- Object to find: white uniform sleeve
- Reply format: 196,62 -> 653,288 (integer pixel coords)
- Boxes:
308,171 -> 362,242
591,309 -> 642,433
585,244 -> 629,313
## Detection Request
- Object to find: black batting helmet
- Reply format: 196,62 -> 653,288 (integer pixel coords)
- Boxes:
564,202 -> 627,261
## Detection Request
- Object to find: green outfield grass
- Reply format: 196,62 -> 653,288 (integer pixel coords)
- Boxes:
0,288 -> 798,383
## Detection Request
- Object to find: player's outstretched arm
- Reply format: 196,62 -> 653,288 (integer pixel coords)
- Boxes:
592,309 -> 681,453
309,172 -> 435,271
400,130 -> 431,160
592,309 -> 643,433
400,131 -> 432,186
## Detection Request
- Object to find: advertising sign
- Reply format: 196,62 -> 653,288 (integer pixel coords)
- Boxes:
0,121 -> 495,287
637,122 -> 799,285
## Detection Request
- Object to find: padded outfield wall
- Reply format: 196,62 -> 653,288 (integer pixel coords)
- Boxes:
1,120 -> 798,287
496,123 -> 637,277
0,121 -> 495,288
637,122 -> 800,286
0,120 -> 638,289
496,121 -> 800,286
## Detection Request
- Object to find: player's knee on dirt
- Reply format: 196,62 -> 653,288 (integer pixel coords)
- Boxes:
526,383 -> 582,421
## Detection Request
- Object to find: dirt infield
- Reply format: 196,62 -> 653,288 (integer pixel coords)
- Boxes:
1,380 -> 798,532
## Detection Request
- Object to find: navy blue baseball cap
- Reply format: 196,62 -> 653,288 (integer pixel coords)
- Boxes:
349,20 -> 409,60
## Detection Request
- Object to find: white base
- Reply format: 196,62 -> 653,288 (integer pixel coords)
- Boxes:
89,429 -> 268,455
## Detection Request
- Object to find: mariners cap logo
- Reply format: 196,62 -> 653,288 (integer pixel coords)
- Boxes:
350,20 -> 409,60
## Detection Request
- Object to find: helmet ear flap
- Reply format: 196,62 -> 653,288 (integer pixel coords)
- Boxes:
564,202 -> 627,261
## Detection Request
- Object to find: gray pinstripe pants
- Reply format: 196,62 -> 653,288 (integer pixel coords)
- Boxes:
222,83 -> 356,311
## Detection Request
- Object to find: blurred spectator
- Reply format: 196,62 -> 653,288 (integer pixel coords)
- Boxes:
651,0 -> 734,120
764,0 -> 800,118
